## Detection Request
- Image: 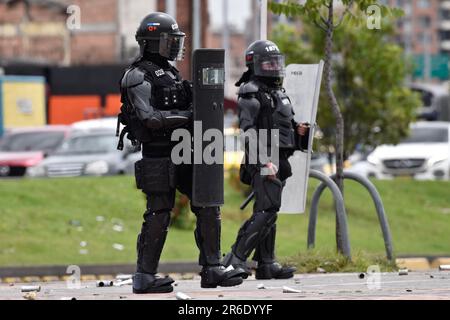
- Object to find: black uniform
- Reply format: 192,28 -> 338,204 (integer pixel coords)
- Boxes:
118,12 -> 243,294
223,40 -> 309,280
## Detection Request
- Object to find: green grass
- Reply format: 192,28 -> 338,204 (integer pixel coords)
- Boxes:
0,176 -> 450,269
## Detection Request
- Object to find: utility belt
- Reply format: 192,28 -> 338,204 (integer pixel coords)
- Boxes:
135,158 -> 177,194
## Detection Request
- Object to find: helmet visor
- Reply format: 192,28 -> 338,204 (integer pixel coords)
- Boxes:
159,32 -> 186,61
254,54 -> 286,78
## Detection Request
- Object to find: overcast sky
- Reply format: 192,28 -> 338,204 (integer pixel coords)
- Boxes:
208,0 -> 252,31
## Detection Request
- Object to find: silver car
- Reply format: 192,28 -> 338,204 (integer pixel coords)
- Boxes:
27,130 -> 137,178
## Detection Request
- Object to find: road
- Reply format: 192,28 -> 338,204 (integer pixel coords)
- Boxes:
1,272 -> 450,300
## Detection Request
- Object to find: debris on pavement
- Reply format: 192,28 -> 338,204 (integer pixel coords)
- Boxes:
316,268 -> 326,274
399,269 -> 409,276
21,286 -> 41,293
114,279 -> 133,287
176,292 -> 193,300
23,292 -> 37,300
439,265 -> 450,271
257,283 -> 266,290
282,286 -> 302,294
116,274 -> 133,281
96,280 -> 114,287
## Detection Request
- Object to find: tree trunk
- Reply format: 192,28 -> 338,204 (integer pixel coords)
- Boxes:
324,0 -> 346,254
324,1 -> 345,193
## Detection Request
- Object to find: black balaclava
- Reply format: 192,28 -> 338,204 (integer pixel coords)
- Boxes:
143,52 -> 171,69
235,66 -> 283,90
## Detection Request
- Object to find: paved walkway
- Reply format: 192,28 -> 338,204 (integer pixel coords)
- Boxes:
1,272 -> 450,300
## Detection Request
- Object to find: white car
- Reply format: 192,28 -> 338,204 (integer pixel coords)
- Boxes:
364,122 -> 450,180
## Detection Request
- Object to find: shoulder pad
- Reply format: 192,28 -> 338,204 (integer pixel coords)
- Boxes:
238,81 -> 260,96
121,67 -> 145,88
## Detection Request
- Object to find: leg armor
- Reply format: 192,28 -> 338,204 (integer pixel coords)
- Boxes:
223,173 -> 282,277
192,206 -> 222,267
133,157 -> 176,294
231,210 -> 278,261
192,206 -> 245,288
253,224 -> 277,264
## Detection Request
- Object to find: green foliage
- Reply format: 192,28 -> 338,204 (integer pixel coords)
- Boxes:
269,0 -> 401,24
271,3 -> 421,156
171,193 -> 195,230
283,249 -> 398,273
1,177 -> 450,267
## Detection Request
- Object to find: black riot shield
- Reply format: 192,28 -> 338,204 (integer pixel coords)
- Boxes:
192,49 -> 225,207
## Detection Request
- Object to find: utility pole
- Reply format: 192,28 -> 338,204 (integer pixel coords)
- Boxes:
222,0 -> 231,97
193,0 -> 201,50
166,0 -> 177,19
260,0 -> 267,40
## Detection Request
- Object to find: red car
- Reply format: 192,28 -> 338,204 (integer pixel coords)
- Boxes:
0,126 -> 71,178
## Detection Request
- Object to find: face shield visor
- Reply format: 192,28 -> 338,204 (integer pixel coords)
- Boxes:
253,54 -> 286,78
159,32 -> 186,61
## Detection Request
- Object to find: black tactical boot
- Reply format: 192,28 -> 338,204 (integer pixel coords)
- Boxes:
255,262 -> 297,280
253,224 -> 296,280
222,252 -> 253,279
133,273 -> 175,294
200,265 -> 244,288
194,207 -> 245,288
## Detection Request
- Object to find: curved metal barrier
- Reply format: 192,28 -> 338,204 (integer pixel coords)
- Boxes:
308,172 -> 394,261
308,170 -> 351,259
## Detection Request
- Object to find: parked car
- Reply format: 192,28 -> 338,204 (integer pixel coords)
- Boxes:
364,122 -> 450,180
410,83 -> 450,121
27,129 -> 136,178
0,126 -> 70,178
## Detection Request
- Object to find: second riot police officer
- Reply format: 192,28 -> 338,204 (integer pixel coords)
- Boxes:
223,40 -> 310,280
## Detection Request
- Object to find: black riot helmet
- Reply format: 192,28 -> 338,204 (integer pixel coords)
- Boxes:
245,40 -> 286,79
135,12 -> 186,61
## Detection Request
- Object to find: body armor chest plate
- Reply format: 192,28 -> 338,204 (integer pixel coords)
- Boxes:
269,89 -> 296,150
136,60 -> 191,111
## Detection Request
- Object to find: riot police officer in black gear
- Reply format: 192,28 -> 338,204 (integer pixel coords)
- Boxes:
223,40 -> 310,280
118,12 -> 244,294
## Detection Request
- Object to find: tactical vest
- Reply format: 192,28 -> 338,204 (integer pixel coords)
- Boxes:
134,59 -> 191,111
253,85 -> 297,151
117,59 -> 191,151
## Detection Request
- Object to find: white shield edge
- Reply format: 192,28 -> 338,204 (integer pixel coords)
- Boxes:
279,61 -> 324,214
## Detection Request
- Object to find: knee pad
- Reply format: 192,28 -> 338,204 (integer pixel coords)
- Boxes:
146,192 -> 176,213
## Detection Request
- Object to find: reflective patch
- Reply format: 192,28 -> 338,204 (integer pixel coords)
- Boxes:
155,69 -> 165,77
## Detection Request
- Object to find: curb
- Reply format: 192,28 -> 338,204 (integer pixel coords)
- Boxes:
396,257 -> 450,271
2,258 -> 450,283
